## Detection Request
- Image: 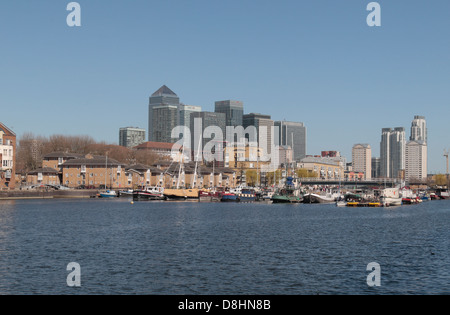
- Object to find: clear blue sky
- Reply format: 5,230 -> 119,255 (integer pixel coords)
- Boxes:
1,0 -> 449,173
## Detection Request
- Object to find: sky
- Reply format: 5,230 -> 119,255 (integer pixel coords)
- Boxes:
0,0 -> 449,173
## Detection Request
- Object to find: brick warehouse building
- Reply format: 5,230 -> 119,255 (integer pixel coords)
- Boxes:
0,122 -> 16,190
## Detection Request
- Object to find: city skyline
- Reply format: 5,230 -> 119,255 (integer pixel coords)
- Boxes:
1,1 -> 450,173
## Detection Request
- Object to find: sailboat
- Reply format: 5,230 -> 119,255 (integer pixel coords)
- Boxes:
335,175 -> 346,207
163,142 -> 199,200
99,154 -> 117,198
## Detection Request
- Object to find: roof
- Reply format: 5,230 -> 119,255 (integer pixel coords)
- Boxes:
62,157 -> 124,167
28,167 -> 59,175
135,141 -> 186,151
0,122 -> 16,137
151,85 -> 177,97
299,156 -> 339,166
43,152 -> 85,159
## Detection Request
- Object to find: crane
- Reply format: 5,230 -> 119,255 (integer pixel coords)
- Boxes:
444,149 -> 449,175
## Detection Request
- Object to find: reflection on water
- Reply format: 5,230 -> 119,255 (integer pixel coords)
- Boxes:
0,199 -> 449,295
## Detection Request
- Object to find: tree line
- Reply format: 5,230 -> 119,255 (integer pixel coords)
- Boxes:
16,133 -> 160,175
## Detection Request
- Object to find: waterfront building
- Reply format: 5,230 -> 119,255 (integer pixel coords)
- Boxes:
274,120 -> 307,161
352,144 -> 372,179
0,122 -> 16,190
214,100 -> 243,127
405,140 -> 427,182
297,156 -> 344,180
148,85 -> 180,141
380,127 -> 405,179
26,167 -> 60,186
61,156 -> 127,189
119,127 -> 146,148
278,145 -> 294,168
243,113 -> 274,154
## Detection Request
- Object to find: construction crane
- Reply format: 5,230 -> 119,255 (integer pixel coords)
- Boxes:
444,149 -> 449,175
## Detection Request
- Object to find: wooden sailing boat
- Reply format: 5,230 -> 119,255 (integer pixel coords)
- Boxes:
163,142 -> 199,200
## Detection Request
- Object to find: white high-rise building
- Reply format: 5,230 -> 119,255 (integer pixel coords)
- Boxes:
352,144 -> 372,179
410,115 -> 427,143
405,140 -> 427,181
380,127 -> 406,179
405,116 -> 428,182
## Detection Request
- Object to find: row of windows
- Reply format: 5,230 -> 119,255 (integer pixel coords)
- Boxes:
2,160 -> 13,167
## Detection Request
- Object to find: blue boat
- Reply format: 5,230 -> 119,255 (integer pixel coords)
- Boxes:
221,193 -> 239,202
99,190 -> 117,198
238,189 -> 256,202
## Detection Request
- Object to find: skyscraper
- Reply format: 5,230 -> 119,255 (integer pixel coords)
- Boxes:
274,121 -> 307,161
214,100 -> 243,127
148,85 -> 180,141
380,127 -> 406,179
179,104 -> 202,130
243,113 -> 274,154
406,116 -> 428,182
405,140 -> 427,182
190,111 -> 226,161
352,144 -> 372,179
119,127 -> 146,148
152,105 -> 179,143
410,115 -> 427,143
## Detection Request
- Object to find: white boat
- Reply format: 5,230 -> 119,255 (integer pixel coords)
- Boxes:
336,200 -> 347,207
98,154 -> 117,198
99,190 -> 117,198
303,192 -> 336,204
380,188 -> 402,207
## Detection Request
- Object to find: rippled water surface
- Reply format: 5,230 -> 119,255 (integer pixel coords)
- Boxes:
0,198 -> 449,294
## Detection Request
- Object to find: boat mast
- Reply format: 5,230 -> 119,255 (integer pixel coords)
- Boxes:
193,132 -> 202,188
105,153 -> 108,190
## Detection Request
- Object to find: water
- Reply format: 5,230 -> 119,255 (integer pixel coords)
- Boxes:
0,198 -> 449,295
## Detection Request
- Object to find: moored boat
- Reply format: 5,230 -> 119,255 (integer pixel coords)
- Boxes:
133,186 -> 164,201
163,188 -> 199,200
221,193 -> 239,202
271,177 -> 303,204
380,188 -> 402,207
99,190 -> 117,198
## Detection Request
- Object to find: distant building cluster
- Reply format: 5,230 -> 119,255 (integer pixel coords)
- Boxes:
352,116 -> 428,182
127,85 -> 308,170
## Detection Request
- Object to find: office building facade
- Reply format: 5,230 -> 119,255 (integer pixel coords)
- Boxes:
274,121 -> 307,161
214,100 -> 243,127
119,127 -> 146,148
179,104 -> 202,130
152,105 -> 179,143
243,113 -> 274,154
380,127 -> 406,179
352,144 -> 372,179
148,85 -> 180,141
405,140 -> 427,182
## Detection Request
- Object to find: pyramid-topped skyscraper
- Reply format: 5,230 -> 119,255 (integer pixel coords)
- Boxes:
148,85 -> 180,142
